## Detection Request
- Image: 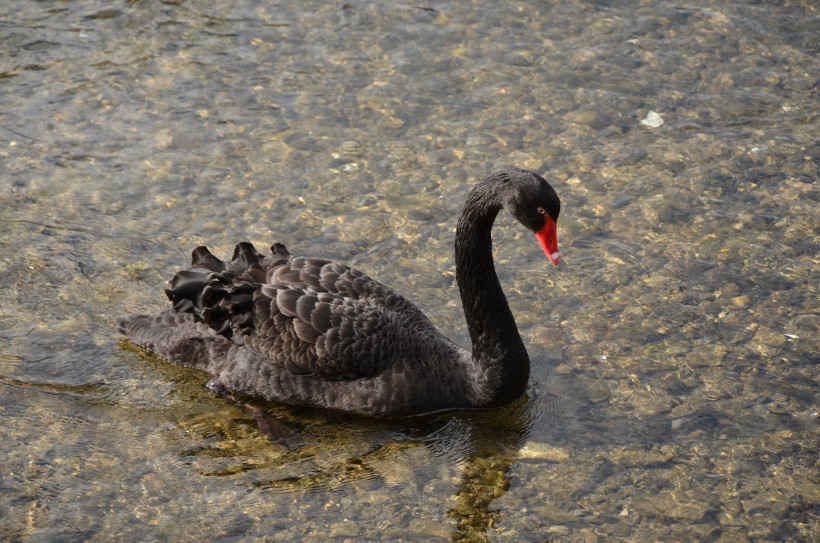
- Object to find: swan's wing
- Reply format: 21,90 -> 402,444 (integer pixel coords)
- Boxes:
262,246 -> 424,319
165,242 -> 419,380
178,241 -> 421,313
188,280 -> 397,380
247,285 -> 396,379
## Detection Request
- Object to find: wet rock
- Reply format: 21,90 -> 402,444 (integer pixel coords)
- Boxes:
637,490 -> 717,521
751,326 -> 787,355
544,525 -> 571,537
329,520 -> 361,538
581,378 -> 612,404
599,520 -> 631,537
529,503 -> 580,524
750,273 -> 796,291
565,109 -> 609,128
609,446 -> 675,467
519,442 -> 572,462
408,519 -> 450,541
630,390 -> 675,417
571,458 -> 617,500
725,457 -> 766,476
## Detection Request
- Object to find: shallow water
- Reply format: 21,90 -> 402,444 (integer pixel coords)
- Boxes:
1,0 -> 817,541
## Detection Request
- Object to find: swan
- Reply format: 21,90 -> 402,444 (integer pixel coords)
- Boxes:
117,167 -> 561,417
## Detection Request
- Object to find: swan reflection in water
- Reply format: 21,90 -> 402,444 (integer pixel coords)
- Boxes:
146,359 -> 577,543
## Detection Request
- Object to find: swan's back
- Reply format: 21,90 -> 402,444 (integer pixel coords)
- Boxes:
118,242 -> 473,416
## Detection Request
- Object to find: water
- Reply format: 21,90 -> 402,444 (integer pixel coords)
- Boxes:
1,1 -> 817,541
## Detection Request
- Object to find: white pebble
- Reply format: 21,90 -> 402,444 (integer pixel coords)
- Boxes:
640,111 -> 664,128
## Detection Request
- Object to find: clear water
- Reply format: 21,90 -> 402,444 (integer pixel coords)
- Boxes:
1,1 -> 817,541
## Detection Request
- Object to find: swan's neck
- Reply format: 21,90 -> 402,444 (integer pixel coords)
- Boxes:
455,181 -> 529,406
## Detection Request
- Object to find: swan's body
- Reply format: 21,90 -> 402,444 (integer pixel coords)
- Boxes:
117,168 -> 561,417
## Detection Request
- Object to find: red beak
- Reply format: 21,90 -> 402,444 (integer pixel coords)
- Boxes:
535,216 -> 560,266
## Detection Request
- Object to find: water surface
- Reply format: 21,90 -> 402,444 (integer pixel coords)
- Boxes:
1,1 -> 817,541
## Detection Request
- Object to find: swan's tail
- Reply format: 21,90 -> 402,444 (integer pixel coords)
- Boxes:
116,310 -> 216,370
118,242 -> 294,368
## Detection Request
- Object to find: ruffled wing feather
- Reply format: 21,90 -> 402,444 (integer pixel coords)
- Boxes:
164,242 -> 418,380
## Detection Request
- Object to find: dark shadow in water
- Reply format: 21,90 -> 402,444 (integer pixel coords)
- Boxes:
122,341 -> 581,541
442,403 -> 531,543
231,399 -> 541,542
239,391 -> 581,542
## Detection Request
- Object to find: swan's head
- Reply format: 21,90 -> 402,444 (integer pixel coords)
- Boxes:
500,168 -> 562,266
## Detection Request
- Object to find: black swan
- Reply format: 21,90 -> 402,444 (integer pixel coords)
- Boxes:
117,168 -> 561,417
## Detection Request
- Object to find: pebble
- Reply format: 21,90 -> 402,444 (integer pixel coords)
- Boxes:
566,109 -> 606,127
640,110 -> 664,127
329,520 -> 361,538
637,491 -> 716,521
609,446 -> 674,467
519,442 -> 572,462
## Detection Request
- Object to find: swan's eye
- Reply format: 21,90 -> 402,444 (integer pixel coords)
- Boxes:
537,207 -> 547,215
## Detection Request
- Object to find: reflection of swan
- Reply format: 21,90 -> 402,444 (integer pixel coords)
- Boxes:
118,168 -> 561,416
